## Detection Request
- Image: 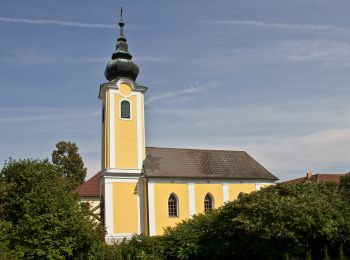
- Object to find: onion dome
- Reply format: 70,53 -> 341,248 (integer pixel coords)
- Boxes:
104,8 -> 139,81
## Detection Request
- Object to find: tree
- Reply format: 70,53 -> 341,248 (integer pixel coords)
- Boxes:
339,172 -> 350,201
52,141 -> 87,189
0,159 -> 101,259
161,183 -> 350,259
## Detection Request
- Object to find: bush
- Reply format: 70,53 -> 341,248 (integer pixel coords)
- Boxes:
0,159 -> 102,259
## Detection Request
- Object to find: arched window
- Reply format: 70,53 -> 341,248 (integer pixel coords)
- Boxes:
204,193 -> 214,213
120,100 -> 130,119
168,194 -> 178,217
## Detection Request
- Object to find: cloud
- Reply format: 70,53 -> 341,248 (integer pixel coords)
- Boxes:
0,17 -> 144,30
202,20 -> 345,31
145,82 -> 218,105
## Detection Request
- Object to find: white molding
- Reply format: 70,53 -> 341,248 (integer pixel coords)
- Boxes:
138,180 -> 144,234
223,183 -> 229,203
118,98 -> 132,120
148,178 -> 276,185
188,183 -> 196,216
116,78 -> 136,91
104,178 -> 139,184
148,182 -> 156,236
103,168 -> 142,174
137,181 -> 141,234
105,183 -> 114,237
136,92 -> 142,170
109,89 -> 116,168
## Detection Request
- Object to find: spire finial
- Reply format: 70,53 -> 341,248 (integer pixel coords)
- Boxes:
119,7 -> 124,37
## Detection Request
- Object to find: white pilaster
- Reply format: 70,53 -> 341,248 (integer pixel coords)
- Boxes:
223,183 -> 229,203
148,182 -> 156,236
109,90 -> 116,168
136,92 -> 142,169
256,184 -> 261,191
188,183 -> 196,216
105,181 -> 114,237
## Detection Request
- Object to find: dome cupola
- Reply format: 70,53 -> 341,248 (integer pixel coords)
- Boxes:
104,8 -> 139,81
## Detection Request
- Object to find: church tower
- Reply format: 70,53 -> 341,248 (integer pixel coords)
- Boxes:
99,9 -> 147,242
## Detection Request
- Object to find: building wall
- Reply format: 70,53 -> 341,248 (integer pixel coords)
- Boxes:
148,179 -> 274,236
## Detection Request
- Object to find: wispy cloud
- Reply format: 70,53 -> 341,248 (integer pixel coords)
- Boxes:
145,82 -> 218,105
0,17 -> 144,30
201,20 -> 345,31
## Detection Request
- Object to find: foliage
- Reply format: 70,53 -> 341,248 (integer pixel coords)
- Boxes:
339,172 -> 350,201
160,183 -> 350,259
90,183 -> 350,260
52,141 -> 87,189
0,159 -> 101,259
90,235 -> 165,260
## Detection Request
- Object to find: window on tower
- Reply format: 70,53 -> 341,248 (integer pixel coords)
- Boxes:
120,100 -> 131,119
168,193 -> 178,217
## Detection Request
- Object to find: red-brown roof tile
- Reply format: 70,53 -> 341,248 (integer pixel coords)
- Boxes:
74,171 -> 101,197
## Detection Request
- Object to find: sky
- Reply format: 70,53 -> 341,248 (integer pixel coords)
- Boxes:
0,0 -> 350,181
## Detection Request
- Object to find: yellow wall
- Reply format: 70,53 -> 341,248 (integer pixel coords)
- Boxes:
102,82 -> 145,170
228,184 -> 256,201
154,183 -> 189,235
195,184 -> 223,213
113,182 -> 139,234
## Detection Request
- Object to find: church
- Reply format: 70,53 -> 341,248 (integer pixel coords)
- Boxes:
75,12 -> 278,242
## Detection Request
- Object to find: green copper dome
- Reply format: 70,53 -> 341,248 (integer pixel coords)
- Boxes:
104,10 -> 139,81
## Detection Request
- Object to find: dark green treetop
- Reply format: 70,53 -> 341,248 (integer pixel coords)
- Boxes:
52,141 -> 87,190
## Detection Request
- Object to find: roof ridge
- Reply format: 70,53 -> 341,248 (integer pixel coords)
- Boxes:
146,146 -> 245,153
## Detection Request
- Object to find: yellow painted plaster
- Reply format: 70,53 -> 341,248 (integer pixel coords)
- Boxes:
119,82 -> 132,96
228,184 -> 256,201
113,182 -> 139,234
154,183 -> 189,235
114,94 -> 138,169
195,184 -> 223,213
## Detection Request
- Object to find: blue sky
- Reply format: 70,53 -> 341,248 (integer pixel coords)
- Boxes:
1,0 -> 350,181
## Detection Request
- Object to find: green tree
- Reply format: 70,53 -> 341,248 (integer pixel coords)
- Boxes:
0,159 -> 101,259
162,183 -> 350,259
339,172 -> 350,201
52,141 -> 87,189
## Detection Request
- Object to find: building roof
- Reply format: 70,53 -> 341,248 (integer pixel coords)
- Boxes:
74,171 -> 101,197
283,173 -> 346,185
75,147 -> 277,198
144,147 -> 278,180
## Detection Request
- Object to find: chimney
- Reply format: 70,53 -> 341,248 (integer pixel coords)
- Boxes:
306,172 -> 312,179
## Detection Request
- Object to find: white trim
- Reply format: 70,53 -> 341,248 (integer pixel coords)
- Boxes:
119,99 -> 132,120
105,183 -> 114,237
109,89 -> 116,168
105,233 -> 133,243
188,183 -> 196,216
148,178 -> 276,185
103,168 -> 142,174
148,182 -> 156,236
116,78 -> 136,92
104,178 -> 139,184
136,92 -> 142,170
137,181 -> 141,234
256,184 -> 261,191
138,180 -> 144,234
223,183 -> 229,203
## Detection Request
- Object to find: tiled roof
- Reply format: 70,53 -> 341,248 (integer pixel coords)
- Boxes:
74,172 -> 101,197
283,173 -> 346,185
144,147 -> 278,180
75,147 -> 278,198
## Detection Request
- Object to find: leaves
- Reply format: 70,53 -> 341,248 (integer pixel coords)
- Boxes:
52,141 -> 87,190
0,159 -> 101,259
